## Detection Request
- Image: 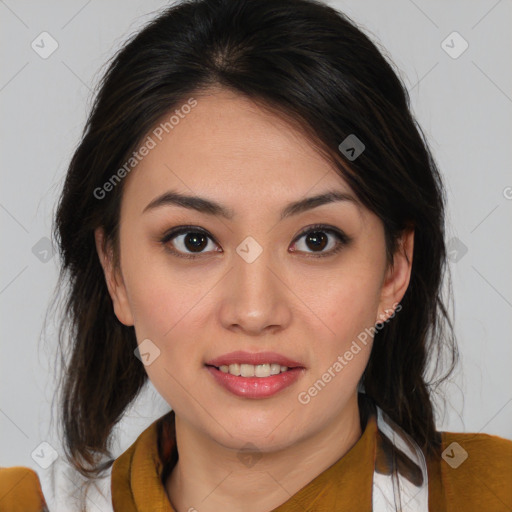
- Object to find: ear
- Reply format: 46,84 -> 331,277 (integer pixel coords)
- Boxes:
376,229 -> 414,324
94,227 -> 134,326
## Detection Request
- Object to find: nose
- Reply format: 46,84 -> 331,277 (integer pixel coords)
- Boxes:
218,242 -> 292,336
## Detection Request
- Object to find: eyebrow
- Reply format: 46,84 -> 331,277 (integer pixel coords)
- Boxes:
142,189 -> 358,221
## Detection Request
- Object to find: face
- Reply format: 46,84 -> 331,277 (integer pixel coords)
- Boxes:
95,88 -> 413,452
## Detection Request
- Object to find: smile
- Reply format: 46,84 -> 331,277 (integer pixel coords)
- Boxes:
205,364 -> 305,399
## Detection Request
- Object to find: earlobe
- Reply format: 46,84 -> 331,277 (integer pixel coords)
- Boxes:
376,229 -> 414,324
94,227 -> 134,326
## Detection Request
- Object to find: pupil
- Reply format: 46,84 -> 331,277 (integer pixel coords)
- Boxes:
306,231 -> 327,251
185,233 -> 207,252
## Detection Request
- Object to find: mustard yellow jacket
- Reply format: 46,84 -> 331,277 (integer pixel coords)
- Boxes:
1,410 -> 511,511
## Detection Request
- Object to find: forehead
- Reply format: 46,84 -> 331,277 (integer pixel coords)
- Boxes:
121,89 -> 353,214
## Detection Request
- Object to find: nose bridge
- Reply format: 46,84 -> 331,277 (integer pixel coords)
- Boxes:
234,234 -> 278,302
221,234 -> 290,333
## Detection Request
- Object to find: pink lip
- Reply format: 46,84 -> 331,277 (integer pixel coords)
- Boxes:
206,366 -> 305,399
205,350 -> 304,368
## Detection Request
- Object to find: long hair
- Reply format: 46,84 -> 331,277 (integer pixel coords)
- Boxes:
50,0 -> 457,504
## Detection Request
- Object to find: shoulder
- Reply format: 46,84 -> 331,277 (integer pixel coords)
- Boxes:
440,430 -> 512,477
0,466 -> 48,511
428,430 -> 512,511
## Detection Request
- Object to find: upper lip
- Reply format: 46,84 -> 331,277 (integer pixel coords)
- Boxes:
205,351 -> 305,368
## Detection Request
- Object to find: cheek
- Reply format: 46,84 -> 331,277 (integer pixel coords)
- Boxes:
121,258 -> 203,408
126,271 -> 199,347
121,230 -> 191,326
311,287 -> 378,393
118,235 -> 191,355
308,263 -> 384,348
330,282 -> 380,340
296,271 -> 381,408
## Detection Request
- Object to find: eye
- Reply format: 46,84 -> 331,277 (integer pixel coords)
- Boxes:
159,223 -> 350,260
290,224 -> 350,258
160,225 -> 221,260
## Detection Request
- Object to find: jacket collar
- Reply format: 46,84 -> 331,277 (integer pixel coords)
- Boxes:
111,404 -> 378,511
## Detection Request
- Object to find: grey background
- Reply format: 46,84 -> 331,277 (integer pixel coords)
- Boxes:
1,0 -> 511,472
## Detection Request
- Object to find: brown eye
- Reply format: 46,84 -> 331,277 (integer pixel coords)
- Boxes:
303,231 -> 329,251
160,226 -> 220,259
181,232 -> 209,252
160,223 -> 350,260
290,224 -> 350,258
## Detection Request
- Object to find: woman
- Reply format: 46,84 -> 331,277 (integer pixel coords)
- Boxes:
1,0 -> 510,510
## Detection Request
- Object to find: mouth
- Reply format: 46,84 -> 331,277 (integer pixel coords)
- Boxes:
204,351 -> 306,399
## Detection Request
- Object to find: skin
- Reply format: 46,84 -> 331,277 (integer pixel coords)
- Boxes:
95,88 -> 413,512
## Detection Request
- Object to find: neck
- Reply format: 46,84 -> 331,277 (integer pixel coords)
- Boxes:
165,393 -> 363,512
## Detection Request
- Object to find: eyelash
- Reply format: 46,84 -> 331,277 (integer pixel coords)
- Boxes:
159,223 -> 351,260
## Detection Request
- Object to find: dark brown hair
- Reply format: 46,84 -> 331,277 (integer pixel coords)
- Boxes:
49,0 -> 457,499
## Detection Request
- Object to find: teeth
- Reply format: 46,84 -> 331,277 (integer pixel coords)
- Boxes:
229,363 -> 241,376
217,363 -> 290,377
241,364 -> 255,377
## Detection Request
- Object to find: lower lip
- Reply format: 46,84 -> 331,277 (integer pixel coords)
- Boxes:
205,365 -> 305,399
